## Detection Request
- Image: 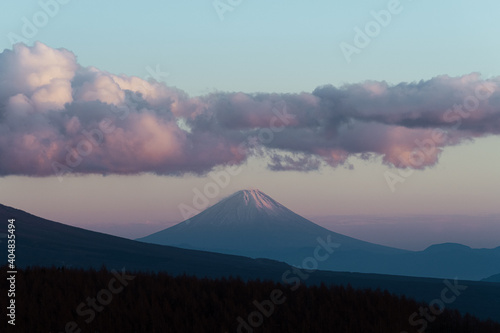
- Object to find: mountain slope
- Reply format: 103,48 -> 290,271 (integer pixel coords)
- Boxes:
139,189 -> 500,280
0,202 -> 290,279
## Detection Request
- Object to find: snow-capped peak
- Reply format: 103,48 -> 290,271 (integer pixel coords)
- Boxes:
240,189 -> 281,211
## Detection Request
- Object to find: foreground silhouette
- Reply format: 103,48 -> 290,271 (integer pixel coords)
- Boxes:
1,266 -> 499,332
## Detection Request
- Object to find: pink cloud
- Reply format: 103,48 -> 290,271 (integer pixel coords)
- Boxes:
0,43 -> 499,177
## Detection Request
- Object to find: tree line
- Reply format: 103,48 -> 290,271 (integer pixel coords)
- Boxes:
1,265 -> 499,332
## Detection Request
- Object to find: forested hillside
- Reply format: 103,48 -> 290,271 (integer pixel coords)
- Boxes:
1,266 -> 499,332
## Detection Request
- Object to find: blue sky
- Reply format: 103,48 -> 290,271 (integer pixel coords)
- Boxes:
1,0 -> 499,250
2,0 -> 499,95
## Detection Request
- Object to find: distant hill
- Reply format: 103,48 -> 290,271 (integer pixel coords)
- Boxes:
139,189 -> 500,281
482,273 -> 500,282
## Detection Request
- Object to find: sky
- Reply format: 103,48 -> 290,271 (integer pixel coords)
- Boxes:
0,0 -> 499,250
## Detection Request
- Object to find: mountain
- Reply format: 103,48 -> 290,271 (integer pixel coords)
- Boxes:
139,189 -> 403,256
1,202 -> 500,323
139,189 -> 500,280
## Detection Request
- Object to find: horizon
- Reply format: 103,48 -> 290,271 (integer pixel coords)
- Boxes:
1,1 -> 500,254
2,188 -> 499,252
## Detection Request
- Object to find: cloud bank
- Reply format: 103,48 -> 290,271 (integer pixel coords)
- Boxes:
1,42 -> 499,177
